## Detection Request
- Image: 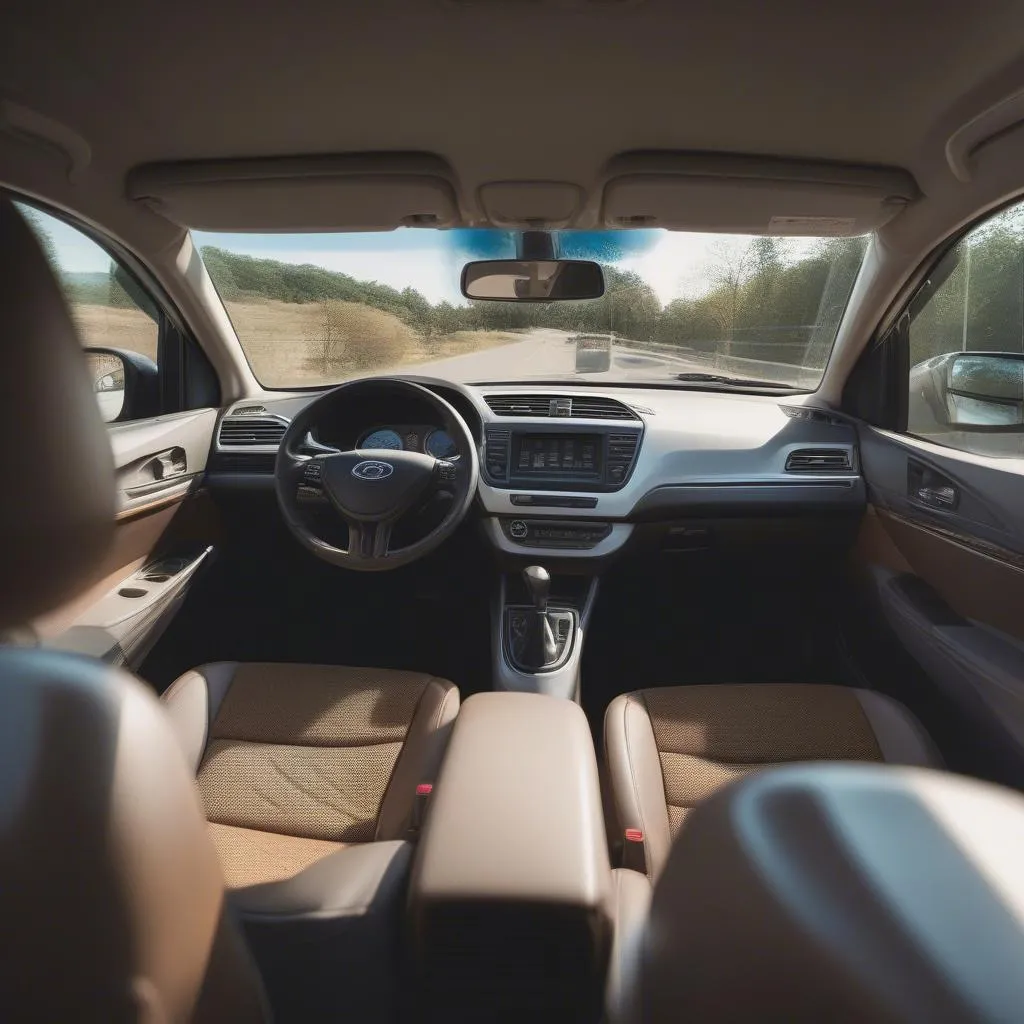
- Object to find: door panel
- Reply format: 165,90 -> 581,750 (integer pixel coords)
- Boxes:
110,408 -> 217,519
855,426 -> 1024,753
34,409 -> 220,669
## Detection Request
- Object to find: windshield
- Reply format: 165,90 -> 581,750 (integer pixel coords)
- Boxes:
194,229 -> 868,389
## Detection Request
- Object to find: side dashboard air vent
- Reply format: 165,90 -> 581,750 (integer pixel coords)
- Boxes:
218,416 -> 287,447
785,448 -> 853,472
229,404 -> 269,417
484,394 -> 639,420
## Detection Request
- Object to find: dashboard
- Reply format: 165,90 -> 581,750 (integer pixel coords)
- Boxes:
211,378 -> 866,560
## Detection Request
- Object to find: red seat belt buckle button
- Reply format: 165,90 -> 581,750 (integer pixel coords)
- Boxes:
623,828 -> 647,874
411,782 -> 433,834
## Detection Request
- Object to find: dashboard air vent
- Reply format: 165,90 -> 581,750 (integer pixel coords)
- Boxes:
484,394 -> 639,420
566,396 -> 638,420
785,448 -> 853,472
230,404 -> 269,417
484,395 -> 557,417
218,417 -> 287,447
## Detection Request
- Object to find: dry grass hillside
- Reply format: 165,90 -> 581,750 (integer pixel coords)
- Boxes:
70,299 -> 518,386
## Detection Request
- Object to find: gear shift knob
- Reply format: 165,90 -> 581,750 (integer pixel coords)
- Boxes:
522,565 -> 551,613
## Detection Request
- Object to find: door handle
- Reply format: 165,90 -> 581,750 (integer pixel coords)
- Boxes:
152,451 -> 186,480
915,484 -> 958,509
907,459 -> 959,512
145,447 -> 187,481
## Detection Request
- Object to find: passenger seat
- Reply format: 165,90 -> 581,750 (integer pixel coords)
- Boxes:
604,683 -> 939,878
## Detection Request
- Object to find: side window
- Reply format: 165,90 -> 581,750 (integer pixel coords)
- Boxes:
18,203 -> 160,423
907,201 -> 1024,457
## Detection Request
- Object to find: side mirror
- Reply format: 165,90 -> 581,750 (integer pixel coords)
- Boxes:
461,260 -> 605,302
946,352 -> 1024,428
84,347 -> 159,423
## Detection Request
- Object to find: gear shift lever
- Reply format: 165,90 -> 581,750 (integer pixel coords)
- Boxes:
522,564 -> 551,614
520,565 -> 557,669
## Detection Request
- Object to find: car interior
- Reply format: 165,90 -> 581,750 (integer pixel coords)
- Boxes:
5,1 -> 1024,1021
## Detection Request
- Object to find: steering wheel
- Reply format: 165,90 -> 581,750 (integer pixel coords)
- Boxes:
275,378 -> 479,571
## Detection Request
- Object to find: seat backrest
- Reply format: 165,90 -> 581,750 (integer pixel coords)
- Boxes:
0,196 -> 267,1021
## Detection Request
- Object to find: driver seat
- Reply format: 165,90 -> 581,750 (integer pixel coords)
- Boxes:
162,660 -> 458,1019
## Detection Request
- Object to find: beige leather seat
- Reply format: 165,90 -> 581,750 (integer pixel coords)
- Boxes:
162,660 -> 458,1021
605,683 -> 940,878
0,196 -> 268,1020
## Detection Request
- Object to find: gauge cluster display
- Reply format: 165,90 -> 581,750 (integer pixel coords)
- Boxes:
358,424 -> 459,460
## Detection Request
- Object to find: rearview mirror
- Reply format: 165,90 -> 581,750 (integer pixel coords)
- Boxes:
461,260 -> 604,302
946,352 -> 1024,428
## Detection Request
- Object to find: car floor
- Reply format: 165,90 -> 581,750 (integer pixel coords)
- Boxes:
141,518 -> 495,699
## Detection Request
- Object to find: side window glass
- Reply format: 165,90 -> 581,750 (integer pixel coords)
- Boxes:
908,202 -> 1024,457
18,202 -> 160,423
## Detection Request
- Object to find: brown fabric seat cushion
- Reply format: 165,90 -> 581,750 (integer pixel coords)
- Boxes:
209,823 -> 347,889
605,683 -> 939,878
162,662 -> 459,886
643,684 -> 884,838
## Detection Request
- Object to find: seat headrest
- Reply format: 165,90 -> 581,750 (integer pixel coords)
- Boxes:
631,763 -> 1024,1023
0,197 -> 115,629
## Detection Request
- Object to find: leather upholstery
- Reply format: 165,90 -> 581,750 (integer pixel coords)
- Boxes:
605,683 -> 941,878
0,198 -> 115,630
162,661 -> 459,1022
630,764 -> 1024,1023
0,198 -> 267,1021
0,649 -> 267,1022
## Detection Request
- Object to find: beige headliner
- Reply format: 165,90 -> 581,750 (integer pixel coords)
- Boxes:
5,0 -> 1024,402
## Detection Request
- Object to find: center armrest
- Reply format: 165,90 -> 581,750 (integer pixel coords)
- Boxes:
408,691 -> 614,1021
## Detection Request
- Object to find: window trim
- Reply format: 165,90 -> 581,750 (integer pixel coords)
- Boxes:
847,194 -> 1024,455
7,189 -> 220,418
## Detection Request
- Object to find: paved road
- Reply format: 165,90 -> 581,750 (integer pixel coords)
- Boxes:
409,329 -> 709,383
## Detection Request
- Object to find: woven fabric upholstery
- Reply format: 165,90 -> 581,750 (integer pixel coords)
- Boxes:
208,822 -> 345,888
641,684 -> 884,837
199,739 -> 405,842
208,663 -> 429,746
197,665 -> 441,843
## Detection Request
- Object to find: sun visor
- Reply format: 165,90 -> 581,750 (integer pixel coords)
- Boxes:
601,153 -> 919,235
127,154 -> 460,231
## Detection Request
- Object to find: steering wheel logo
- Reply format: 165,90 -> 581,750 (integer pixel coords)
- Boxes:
351,460 -> 395,481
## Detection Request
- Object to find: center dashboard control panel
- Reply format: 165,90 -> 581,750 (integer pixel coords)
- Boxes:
502,518 -> 613,549
483,425 -> 642,492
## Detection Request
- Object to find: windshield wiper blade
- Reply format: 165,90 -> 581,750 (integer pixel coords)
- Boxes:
673,372 -> 799,390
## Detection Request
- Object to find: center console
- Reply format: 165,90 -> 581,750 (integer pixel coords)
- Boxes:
407,692 -> 641,1023
493,565 -> 598,701
483,422 -> 643,492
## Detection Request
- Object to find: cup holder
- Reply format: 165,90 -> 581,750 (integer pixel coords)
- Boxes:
142,574 -> 171,583
118,587 -> 148,599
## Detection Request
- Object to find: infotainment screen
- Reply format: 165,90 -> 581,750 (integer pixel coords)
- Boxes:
513,434 -> 602,477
